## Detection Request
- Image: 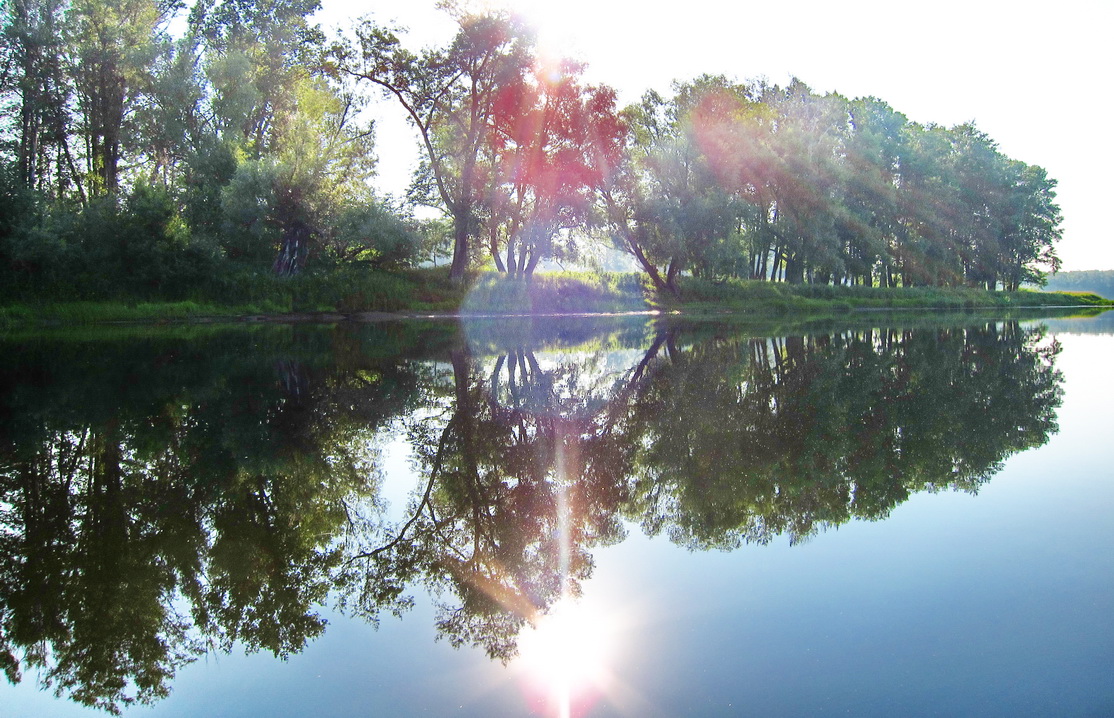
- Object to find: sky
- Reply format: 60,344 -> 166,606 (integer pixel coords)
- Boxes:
318,0 -> 1112,271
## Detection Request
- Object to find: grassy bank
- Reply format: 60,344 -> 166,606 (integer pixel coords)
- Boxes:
2,268 -> 1111,328
671,276 -> 1114,313
0,266 -> 466,328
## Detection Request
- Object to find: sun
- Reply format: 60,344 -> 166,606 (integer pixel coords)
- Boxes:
484,0 -> 591,62
513,595 -> 617,718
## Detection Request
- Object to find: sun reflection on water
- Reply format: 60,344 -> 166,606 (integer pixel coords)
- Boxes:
514,595 -> 616,718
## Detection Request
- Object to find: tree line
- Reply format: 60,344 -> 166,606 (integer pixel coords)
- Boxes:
1,0 -> 1064,302
1041,269 -> 1114,298
0,0 -> 423,301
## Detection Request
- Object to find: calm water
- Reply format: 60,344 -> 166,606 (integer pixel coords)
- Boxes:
1,311 -> 1112,717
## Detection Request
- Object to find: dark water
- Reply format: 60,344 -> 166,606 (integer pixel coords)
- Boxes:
1,311 -> 1112,717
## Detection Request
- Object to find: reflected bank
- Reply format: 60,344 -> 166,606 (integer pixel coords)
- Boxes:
0,315 -> 1071,712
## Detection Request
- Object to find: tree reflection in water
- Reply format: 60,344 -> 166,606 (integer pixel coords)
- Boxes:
0,318 -> 1063,712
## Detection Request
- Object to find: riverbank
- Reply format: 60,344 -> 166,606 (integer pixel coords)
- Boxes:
670,276 -> 1114,313
1,270 -> 1110,328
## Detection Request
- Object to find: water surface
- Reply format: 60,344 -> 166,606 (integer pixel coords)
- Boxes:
1,311 -> 1111,716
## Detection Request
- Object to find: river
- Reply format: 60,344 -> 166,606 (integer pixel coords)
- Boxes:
1,309 -> 1111,716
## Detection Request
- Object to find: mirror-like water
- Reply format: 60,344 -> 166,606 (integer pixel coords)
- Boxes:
1,311 -> 1111,717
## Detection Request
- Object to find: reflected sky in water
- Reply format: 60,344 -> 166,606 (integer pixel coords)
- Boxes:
1,311 -> 1112,717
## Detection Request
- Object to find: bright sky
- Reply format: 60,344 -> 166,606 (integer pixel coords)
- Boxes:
319,0 -> 1112,271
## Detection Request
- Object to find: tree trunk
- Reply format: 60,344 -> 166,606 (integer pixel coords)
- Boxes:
449,209 -> 470,284
665,259 -> 680,297
273,220 -> 309,276
525,249 -> 541,279
785,254 -> 804,284
489,225 -> 505,273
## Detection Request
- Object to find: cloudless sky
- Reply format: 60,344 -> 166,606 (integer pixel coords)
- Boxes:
319,0 -> 1112,271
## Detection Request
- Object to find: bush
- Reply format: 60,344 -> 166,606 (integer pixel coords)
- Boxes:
219,158 -> 283,266
59,185 -> 216,299
326,202 -> 419,269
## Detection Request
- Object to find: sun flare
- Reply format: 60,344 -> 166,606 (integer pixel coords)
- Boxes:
484,0 -> 590,61
514,596 -> 616,717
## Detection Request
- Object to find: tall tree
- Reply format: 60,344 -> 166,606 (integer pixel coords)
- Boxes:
484,59 -> 622,277
597,77 -> 756,295
190,0 -> 325,153
595,89 -> 695,296
835,97 -> 907,286
65,0 -> 168,195
758,80 -> 847,284
336,8 -> 535,283
997,161 -> 1062,290
895,122 -> 962,286
219,75 -> 380,275
0,0 -> 72,195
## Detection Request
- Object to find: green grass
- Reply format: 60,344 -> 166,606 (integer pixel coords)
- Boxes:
0,266 -> 468,328
0,300 -> 273,327
196,265 -> 467,313
670,277 -> 1114,314
2,268 -> 1110,328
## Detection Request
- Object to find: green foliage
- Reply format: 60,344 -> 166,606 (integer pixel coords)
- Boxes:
600,77 -> 1064,295
619,322 -> 1062,548
180,140 -> 240,242
63,184 -> 216,297
0,162 -> 41,265
218,157 -> 283,264
0,179 -> 217,301
195,0 -> 326,152
326,201 -> 419,269
64,0 -> 168,195
337,8 -> 538,281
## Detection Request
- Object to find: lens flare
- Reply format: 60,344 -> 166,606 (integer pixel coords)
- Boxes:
514,595 -> 615,718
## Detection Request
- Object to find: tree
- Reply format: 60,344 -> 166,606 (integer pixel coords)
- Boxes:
179,0 -> 404,276
336,7 -> 535,283
128,28 -> 208,187
0,0 -> 73,195
834,97 -> 907,286
482,59 -> 622,278
945,123 -> 1010,289
997,161 -> 1062,290
190,0 -> 325,153
218,76 -> 380,274
65,0 -> 168,196
896,122 -> 963,286
756,80 -> 848,284
594,90 -> 693,296
597,77 -> 759,295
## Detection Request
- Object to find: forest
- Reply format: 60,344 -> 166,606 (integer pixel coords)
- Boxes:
0,0 -> 1066,306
